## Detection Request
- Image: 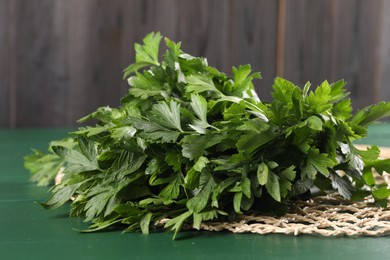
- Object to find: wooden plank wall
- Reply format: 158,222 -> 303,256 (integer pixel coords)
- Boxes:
0,1 -> 9,127
0,0 -> 388,127
381,0 -> 390,103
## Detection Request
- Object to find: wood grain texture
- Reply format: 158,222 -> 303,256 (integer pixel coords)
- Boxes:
284,0 -> 384,109
380,0 -> 390,103
0,0 -> 388,127
177,0 -> 232,73
231,0 -> 278,102
283,0 -> 330,88
65,0 -> 130,124
123,0 -> 232,71
46,0 -> 68,126
276,0 -> 286,77
12,0 -> 56,127
326,0 -> 383,109
0,0 -> 9,127
120,0 -> 179,69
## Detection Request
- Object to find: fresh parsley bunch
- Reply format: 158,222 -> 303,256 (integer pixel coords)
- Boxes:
25,32 -> 390,238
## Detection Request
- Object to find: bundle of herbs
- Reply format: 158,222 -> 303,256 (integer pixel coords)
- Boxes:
25,32 -> 390,238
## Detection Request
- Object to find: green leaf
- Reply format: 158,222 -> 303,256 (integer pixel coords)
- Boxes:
279,166 -> 296,198
257,162 -> 268,185
231,64 -> 261,96
291,179 -> 314,196
159,175 -> 181,200
78,137 -> 98,163
84,188 -> 116,221
193,212 -> 202,230
351,101 -> 390,126
181,135 -> 214,160
127,70 -> 168,99
123,62 -> 156,79
111,126 -> 137,141
184,168 -> 201,190
104,194 -> 121,217
163,37 -> 182,67
151,100 -> 183,131
223,102 -> 246,120
128,86 -> 164,100
236,129 -> 276,155
236,118 -> 270,133
268,161 -> 279,169
73,125 -> 110,137
188,94 -> 213,134
140,130 -> 180,143
279,166 -> 296,181
185,74 -> 222,96
269,99 -> 288,126
305,80 -> 333,114
80,217 -> 125,233
330,171 -> 354,199
272,77 -> 302,108
333,99 -> 352,120
165,151 -> 183,172
184,157 -> 210,190
193,156 -> 209,172
186,174 -> 214,213
40,183 -> 81,209
362,168 -> 376,186
114,153 -> 147,179
77,106 -> 122,123
241,177 -> 251,198
372,186 -> 390,200
164,210 -> 193,240
306,116 -> 323,131
123,32 -> 162,77
339,142 -> 364,171
233,192 -> 243,214
190,94 -> 208,123
140,212 -> 153,234
24,150 -> 63,186
301,148 -> 334,179
350,190 -> 371,201
240,193 -> 254,211
366,158 -> 390,175
145,158 -> 159,176
52,145 -> 99,174
114,203 -> 142,217
266,171 -> 281,202
356,145 -> 381,164
302,81 -> 311,98
329,80 -> 348,102
127,116 -> 165,132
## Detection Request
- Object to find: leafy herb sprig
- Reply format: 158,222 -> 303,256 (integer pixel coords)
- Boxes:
25,32 -> 390,238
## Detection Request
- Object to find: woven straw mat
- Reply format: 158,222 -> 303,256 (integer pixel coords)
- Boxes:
160,145 -> 390,237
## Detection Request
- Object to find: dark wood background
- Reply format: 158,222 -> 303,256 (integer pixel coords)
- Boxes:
1,0 -> 389,128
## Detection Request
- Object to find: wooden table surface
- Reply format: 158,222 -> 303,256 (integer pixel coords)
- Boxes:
1,126 -> 390,259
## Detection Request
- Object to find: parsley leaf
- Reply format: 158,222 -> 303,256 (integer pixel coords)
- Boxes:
123,32 -> 162,78
151,100 -> 183,132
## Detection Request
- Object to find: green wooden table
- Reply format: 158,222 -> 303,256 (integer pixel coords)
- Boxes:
1,126 -> 390,259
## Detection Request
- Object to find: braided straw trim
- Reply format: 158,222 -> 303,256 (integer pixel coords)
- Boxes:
193,195 -> 390,236
160,145 -> 390,237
